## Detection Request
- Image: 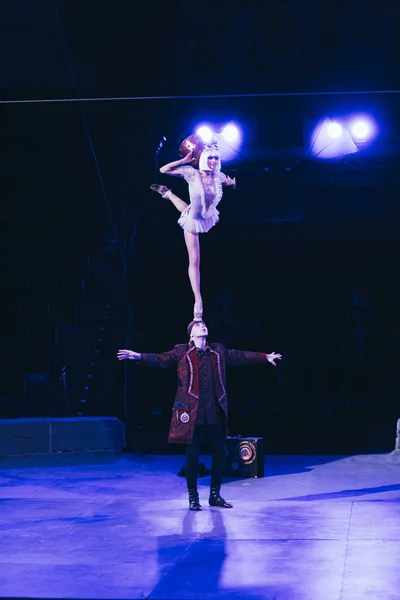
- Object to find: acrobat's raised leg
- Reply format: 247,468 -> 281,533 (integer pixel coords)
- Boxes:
184,230 -> 203,320
150,184 -> 188,213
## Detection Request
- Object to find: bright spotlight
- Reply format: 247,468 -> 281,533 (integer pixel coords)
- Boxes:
221,123 -> 239,142
309,117 -> 358,160
351,120 -> 369,140
327,122 -> 343,139
196,126 -> 213,143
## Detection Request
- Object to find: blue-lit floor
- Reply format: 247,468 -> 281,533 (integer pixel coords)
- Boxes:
0,452 -> 399,600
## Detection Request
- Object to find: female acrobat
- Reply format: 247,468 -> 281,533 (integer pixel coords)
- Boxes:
150,135 -> 236,320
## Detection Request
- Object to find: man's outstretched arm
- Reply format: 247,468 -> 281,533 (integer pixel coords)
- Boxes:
117,346 -> 181,368
224,347 -> 282,367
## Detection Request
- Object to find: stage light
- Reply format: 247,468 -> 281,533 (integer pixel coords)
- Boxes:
196,126 -> 213,143
192,120 -> 243,162
221,123 -> 239,142
352,121 -> 369,139
309,117 -> 358,160
348,115 -> 378,144
214,122 -> 242,162
327,122 -> 343,139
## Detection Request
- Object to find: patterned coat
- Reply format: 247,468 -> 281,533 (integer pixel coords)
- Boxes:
140,342 -> 267,444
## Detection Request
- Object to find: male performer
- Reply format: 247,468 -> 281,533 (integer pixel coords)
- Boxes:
117,320 -> 281,511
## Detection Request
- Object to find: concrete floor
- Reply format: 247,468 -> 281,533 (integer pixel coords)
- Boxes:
0,451 -> 399,600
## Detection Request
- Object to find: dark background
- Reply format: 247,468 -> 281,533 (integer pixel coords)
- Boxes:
1,0 -> 400,454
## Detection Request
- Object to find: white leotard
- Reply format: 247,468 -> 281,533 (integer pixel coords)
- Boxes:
170,166 -> 227,234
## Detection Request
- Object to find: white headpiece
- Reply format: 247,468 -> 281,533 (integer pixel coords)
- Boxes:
199,143 -> 221,172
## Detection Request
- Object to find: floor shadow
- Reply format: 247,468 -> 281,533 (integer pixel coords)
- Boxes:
278,483 -> 400,501
150,508 -> 295,600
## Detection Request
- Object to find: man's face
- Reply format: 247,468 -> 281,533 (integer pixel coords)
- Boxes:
191,321 -> 208,338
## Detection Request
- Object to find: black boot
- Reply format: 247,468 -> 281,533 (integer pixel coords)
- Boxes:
149,184 -> 171,198
209,487 -> 233,508
188,489 -> 202,511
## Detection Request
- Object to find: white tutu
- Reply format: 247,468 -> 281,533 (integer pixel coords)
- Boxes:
178,205 -> 220,234
168,165 -> 223,234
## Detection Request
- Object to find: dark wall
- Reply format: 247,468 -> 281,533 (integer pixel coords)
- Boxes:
175,0 -> 400,95
2,2 -> 400,452
2,1 -> 400,100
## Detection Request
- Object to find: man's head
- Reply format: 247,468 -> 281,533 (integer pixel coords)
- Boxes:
187,319 -> 208,341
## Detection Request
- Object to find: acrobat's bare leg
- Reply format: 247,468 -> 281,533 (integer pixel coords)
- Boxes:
150,184 -> 188,213
184,230 -> 203,319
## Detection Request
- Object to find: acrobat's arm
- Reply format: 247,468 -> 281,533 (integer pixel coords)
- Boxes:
160,150 -> 197,177
219,172 -> 236,188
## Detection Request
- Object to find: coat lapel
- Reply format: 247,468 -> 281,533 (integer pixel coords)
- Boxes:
210,349 -> 227,402
186,345 -> 199,399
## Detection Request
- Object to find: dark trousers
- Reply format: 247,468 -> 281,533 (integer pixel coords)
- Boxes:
186,423 -> 226,491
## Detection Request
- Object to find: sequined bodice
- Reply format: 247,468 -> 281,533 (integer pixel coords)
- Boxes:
203,184 -> 217,211
173,165 -> 224,220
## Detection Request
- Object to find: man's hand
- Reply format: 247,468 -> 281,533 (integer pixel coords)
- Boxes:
266,352 -> 282,367
117,349 -> 141,361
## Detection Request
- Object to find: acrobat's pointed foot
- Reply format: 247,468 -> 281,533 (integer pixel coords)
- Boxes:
193,303 -> 203,322
150,184 -> 171,199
